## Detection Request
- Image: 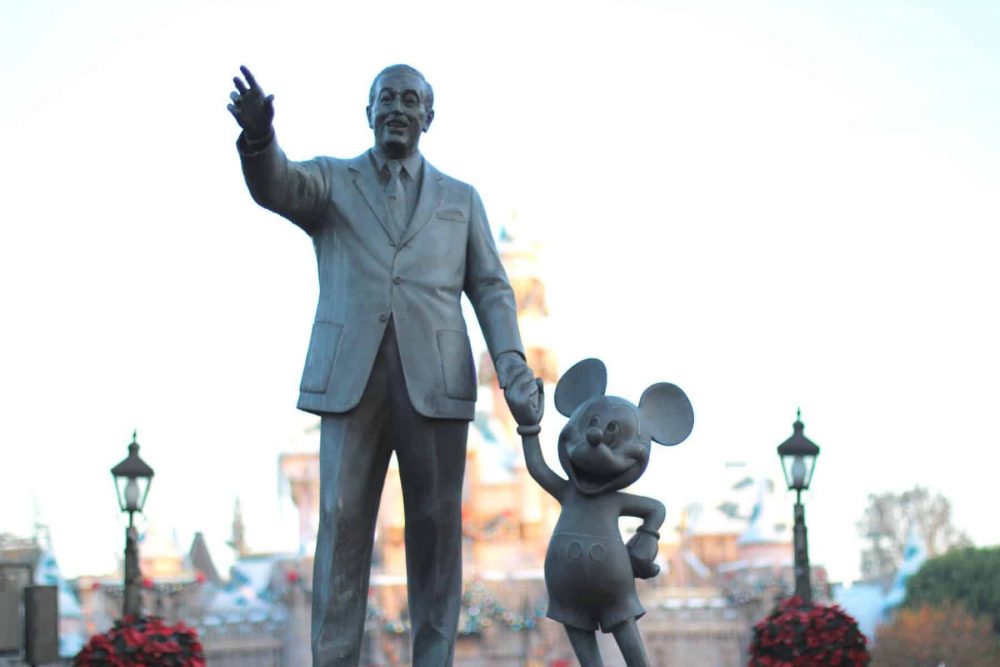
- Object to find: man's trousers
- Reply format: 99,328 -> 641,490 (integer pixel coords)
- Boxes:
311,321 -> 469,667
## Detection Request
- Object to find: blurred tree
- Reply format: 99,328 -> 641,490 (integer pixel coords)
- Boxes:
873,602 -> 1000,666
905,546 -> 1000,635
856,486 -> 970,586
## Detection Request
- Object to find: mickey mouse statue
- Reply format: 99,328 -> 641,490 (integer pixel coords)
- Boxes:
505,358 -> 694,667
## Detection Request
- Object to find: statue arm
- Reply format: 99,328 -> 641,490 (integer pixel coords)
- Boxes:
230,66 -> 329,234
517,427 -> 567,501
618,493 -> 666,533
463,186 -> 523,361
620,493 -> 665,579
238,138 -> 330,235
464,194 -> 545,442
509,379 -> 563,499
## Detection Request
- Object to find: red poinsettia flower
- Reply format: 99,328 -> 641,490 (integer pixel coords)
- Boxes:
748,597 -> 870,667
75,616 -> 205,667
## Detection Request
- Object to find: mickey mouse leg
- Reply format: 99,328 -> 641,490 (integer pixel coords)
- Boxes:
564,625 -> 604,667
610,618 -> 649,667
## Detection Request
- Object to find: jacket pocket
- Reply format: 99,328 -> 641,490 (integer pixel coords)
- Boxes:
436,329 -> 476,401
299,321 -> 343,393
435,208 -> 467,223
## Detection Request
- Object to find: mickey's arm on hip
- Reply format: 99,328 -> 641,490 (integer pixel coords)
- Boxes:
620,494 -> 666,579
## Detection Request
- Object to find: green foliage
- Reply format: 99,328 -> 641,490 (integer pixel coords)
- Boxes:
905,546 -> 1000,635
873,602 -> 1000,667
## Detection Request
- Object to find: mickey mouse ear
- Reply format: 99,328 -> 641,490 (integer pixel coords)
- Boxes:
554,358 -> 608,417
639,383 -> 694,446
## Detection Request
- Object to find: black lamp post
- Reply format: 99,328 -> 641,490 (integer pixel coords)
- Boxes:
110,431 -> 154,617
776,410 -> 820,604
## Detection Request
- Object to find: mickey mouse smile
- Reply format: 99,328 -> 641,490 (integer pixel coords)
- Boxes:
568,438 -> 637,492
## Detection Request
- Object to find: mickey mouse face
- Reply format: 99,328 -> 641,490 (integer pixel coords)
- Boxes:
554,358 -> 694,497
558,396 -> 650,495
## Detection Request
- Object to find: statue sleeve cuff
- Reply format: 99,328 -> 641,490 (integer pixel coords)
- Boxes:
516,424 -> 541,436
238,127 -> 275,154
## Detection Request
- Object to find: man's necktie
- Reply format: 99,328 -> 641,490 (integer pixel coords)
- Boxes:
386,161 -> 407,240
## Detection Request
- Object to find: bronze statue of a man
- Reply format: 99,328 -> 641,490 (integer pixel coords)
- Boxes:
228,65 -> 540,666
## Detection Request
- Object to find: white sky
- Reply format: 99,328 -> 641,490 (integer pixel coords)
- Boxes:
2,0 -> 998,583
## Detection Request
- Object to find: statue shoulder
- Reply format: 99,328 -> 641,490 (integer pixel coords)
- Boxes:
423,159 -> 471,191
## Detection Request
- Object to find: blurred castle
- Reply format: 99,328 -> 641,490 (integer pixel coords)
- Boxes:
264,221 -> 813,664
3,220 -> 822,666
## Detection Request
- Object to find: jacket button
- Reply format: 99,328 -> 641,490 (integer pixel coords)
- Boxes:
393,277 -> 402,285
378,313 -> 388,323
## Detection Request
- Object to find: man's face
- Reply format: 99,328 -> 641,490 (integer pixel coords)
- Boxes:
366,73 -> 434,159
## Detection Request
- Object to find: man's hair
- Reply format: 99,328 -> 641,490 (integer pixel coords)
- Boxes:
368,64 -> 434,111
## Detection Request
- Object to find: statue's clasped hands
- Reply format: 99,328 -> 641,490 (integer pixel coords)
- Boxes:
495,352 -> 544,428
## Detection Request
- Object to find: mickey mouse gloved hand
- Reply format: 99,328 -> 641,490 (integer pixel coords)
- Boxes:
626,527 -> 661,579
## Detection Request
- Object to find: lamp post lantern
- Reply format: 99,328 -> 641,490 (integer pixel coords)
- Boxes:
110,431 -> 154,617
776,409 -> 820,604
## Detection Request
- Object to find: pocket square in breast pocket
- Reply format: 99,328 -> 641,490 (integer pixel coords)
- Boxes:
435,208 -> 467,223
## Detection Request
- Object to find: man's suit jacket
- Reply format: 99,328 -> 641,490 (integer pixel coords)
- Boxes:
239,135 -> 523,420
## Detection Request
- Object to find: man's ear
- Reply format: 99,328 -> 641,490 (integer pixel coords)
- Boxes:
423,109 -> 435,133
366,105 -> 374,129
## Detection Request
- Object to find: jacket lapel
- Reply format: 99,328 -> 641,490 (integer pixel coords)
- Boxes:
400,160 -> 444,247
348,153 -> 396,243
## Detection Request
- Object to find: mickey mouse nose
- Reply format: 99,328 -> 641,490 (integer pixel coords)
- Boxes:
586,427 -> 603,447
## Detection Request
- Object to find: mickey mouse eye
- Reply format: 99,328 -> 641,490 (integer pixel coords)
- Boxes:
607,421 -> 620,433
588,416 -> 600,428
